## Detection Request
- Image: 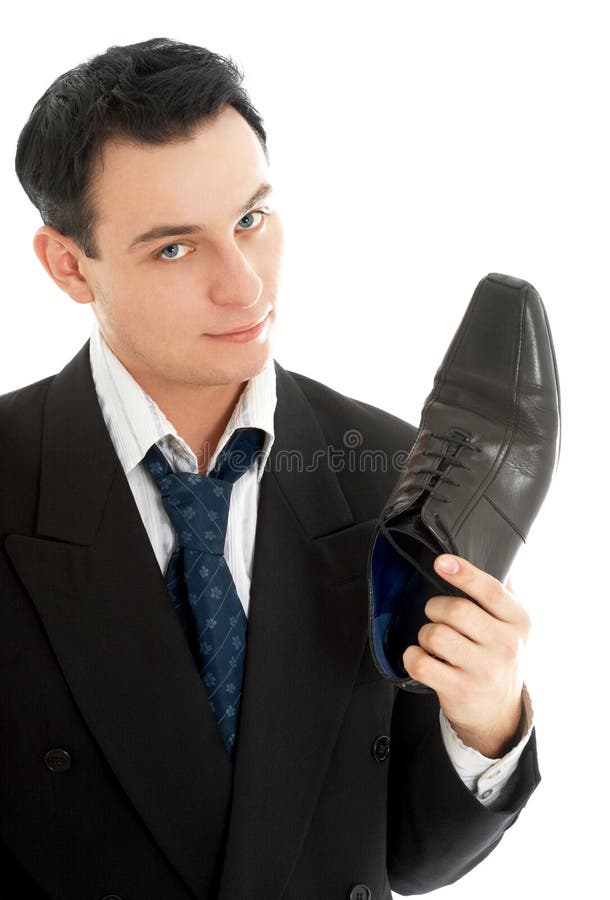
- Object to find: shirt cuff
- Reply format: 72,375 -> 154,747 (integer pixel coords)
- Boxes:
439,684 -> 534,808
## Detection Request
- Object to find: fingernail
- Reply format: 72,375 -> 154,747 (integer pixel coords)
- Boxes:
437,555 -> 459,575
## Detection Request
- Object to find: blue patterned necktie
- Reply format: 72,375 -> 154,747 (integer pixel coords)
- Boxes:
142,427 -> 266,759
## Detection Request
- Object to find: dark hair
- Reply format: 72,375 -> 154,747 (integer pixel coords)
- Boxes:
14,37 -> 269,259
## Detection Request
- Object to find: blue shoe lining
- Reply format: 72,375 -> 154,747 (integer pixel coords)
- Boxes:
370,529 -> 437,679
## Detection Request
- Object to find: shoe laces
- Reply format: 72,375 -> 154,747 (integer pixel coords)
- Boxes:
410,428 -> 480,503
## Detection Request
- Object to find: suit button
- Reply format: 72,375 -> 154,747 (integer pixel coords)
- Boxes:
348,885 -> 372,900
371,734 -> 390,762
44,748 -> 72,773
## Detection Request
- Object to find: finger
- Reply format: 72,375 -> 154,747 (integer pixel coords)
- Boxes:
434,554 -> 525,626
417,621 -> 479,670
425,593 -> 500,645
402,644 -> 460,695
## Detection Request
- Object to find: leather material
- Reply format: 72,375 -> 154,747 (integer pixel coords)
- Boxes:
367,273 -> 561,689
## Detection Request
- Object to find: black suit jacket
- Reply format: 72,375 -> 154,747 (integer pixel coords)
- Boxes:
0,343 -> 540,899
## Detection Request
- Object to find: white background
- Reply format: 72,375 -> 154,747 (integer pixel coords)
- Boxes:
1,1 -> 607,896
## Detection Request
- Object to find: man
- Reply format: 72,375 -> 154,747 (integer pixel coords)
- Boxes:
1,37 -> 539,899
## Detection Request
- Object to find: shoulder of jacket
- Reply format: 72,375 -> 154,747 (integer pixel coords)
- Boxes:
0,373 -> 55,421
0,374 -> 55,470
287,368 -> 417,448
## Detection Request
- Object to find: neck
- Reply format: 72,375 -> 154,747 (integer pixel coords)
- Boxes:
149,380 -> 248,472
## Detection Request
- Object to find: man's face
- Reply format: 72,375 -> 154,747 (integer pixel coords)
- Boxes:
79,105 -> 284,391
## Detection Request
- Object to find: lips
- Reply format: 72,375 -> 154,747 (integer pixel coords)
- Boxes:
208,309 -> 271,336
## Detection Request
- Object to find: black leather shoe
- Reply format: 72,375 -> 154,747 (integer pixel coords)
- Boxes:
368,273 -> 561,690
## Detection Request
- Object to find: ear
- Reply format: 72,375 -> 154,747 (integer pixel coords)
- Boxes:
33,225 -> 95,305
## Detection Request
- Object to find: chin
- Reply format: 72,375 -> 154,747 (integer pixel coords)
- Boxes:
200,342 -> 273,386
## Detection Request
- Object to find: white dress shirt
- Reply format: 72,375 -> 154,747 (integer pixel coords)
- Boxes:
88,319 -> 533,807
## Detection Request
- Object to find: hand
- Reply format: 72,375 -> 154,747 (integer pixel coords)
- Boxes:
402,554 -> 530,758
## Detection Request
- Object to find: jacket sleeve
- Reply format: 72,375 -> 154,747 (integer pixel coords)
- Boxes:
385,686 -> 541,895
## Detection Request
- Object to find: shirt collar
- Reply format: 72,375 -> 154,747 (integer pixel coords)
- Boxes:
88,319 -> 276,481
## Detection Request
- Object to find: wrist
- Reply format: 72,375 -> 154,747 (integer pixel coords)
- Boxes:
450,699 -> 524,759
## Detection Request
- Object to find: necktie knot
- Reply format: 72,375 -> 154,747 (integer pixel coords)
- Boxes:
143,427 -> 266,554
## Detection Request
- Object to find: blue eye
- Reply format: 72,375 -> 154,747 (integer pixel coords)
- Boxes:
157,243 -> 189,261
237,210 -> 269,230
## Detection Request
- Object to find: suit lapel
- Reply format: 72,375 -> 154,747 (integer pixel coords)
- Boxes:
216,364 -> 375,900
5,343 -> 232,900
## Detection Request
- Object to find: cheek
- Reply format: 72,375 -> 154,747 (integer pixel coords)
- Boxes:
105,264 -> 197,328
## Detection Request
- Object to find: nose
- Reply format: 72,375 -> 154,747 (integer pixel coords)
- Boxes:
207,241 -> 262,308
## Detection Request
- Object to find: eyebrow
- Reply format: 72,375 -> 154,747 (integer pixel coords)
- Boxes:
126,182 -> 273,252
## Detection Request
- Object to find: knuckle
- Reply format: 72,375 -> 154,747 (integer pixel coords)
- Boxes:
417,623 -> 433,647
405,650 -> 427,680
490,580 -> 506,605
416,624 -> 429,647
429,622 -> 444,640
425,622 -> 447,651
451,597 -> 473,627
